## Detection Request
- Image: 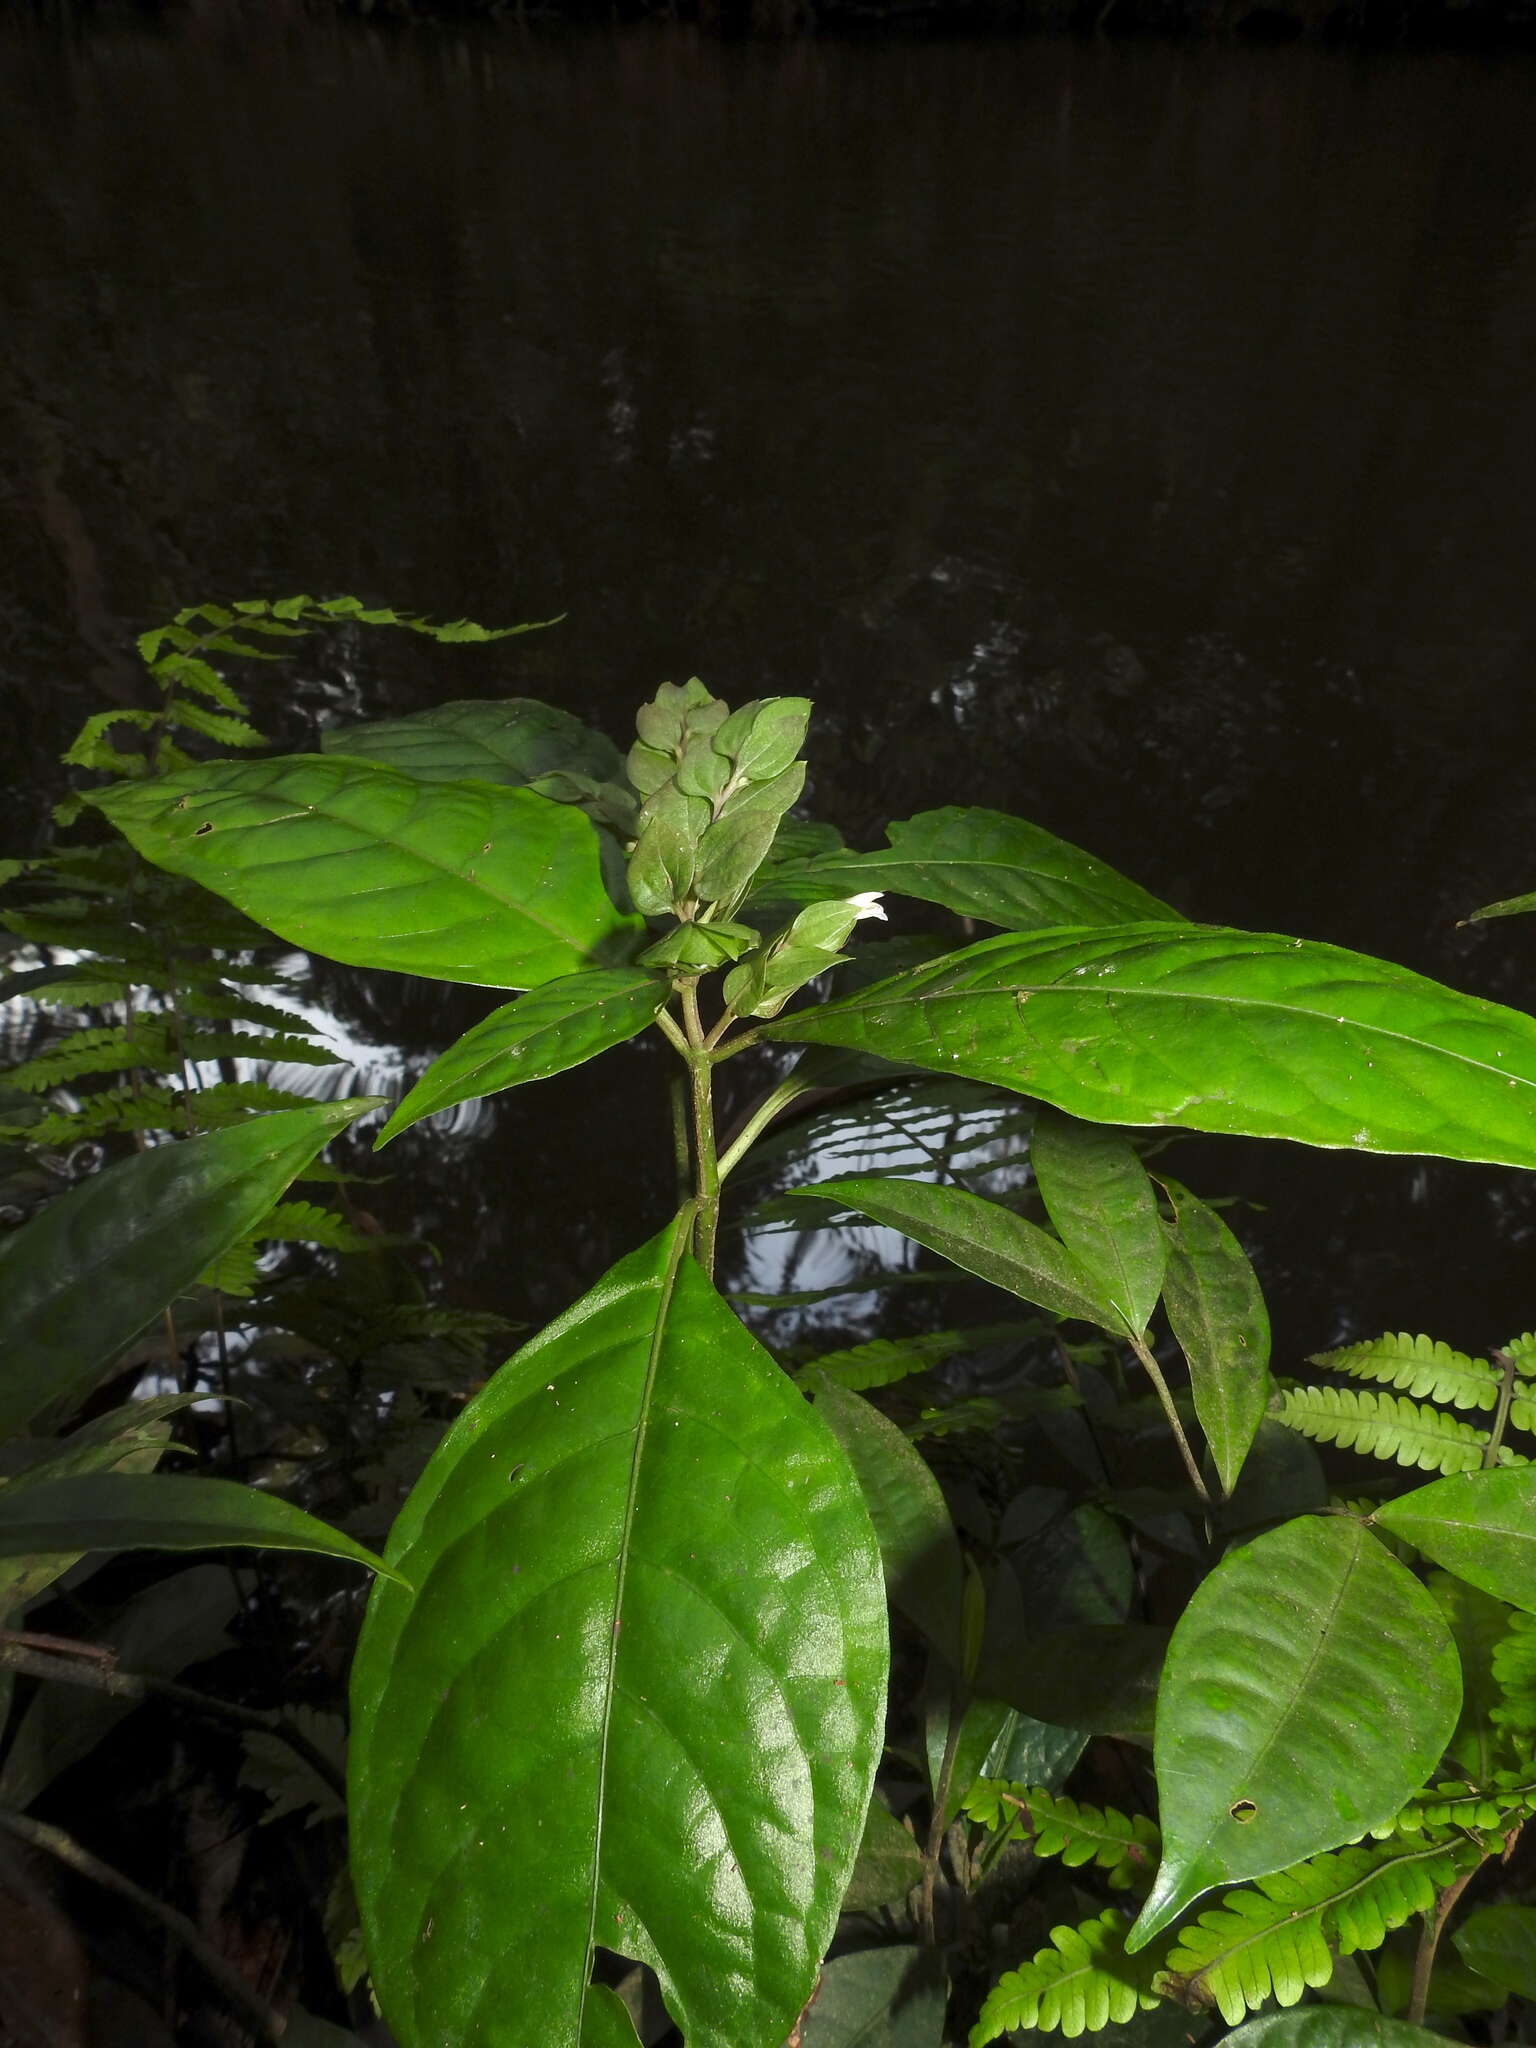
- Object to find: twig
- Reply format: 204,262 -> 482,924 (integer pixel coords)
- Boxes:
1485,1348 -> 1518,1469
1407,1860 -> 1481,2026
0,1644 -> 345,1805
0,1806 -> 287,2045
1126,1332 -> 1213,1508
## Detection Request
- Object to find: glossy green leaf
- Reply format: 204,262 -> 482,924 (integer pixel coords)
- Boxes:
925,1682 -> 1013,1829
378,969 -> 666,1145
320,698 -> 622,788
1030,1110 -> 1165,1338
843,1799 -> 924,1913
1128,1516 -> 1460,1949
796,1177 -> 1109,1327
811,1380 -> 966,1669
765,807 -> 1177,930
1220,2012 -> 1446,2047
349,1220 -> 888,2048
0,1473 -> 398,1578
92,756 -> 641,990
1452,1903 -> 1536,1997
765,924 -> 1536,1171
0,1100 -> 375,1441
799,1946 -> 945,2048
1375,1465 -> 1536,1613
1158,1180 -> 1271,1495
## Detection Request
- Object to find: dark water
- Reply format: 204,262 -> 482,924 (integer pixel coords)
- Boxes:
5,13 -> 1536,1362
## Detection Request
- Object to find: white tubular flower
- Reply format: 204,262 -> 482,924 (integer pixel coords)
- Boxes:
849,891 -> 887,922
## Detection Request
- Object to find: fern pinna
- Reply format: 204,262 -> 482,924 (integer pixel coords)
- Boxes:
1277,1328 -> 1536,1474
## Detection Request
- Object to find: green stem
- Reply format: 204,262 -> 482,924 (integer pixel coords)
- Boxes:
920,1684 -> 967,1945
654,1006 -> 689,1057
669,1072 -> 692,1209
1484,1348 -> 1518,1469
1127,1331 -> 1214,1509
679,980 -> 720,1277
716,1075 -> 817,1183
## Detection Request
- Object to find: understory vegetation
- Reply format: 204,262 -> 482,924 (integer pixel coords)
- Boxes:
6,601 -> 1536,2045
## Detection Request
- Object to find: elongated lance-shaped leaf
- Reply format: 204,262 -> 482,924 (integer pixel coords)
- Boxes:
810,1379 -> 967,1670
1030,1109 -> 1165,1338
1128,1515 -> 1459,1950
1309,1333 -> 1498,1411
1158,1179 -> 1271,1495
91,756 -> 641,990
321,698 -> 622,788
795,1177 -> 1112,1327
764,923 -> 1536,1171
377,969 -> 666,1146
0,1473 -> 398,1579
0,1100 -> 376,1441
763,806 -> 1178,931
1466,889 -> 1536,923
1375,1466 -> 1536,1614
348,1220 -> 888,2048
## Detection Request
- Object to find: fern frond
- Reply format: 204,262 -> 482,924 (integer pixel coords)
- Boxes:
1506,1332 -> 1536,1375
972,1911 -> 1159,2043
1308,1333 -> 1499,1412
1160,1836 -> 1479,2025
1277,1385 -> 1506,1473
4,1025 -> 175,1092
1381,1774 -> 1536,1834
964,1782 -> 1159,1890
165,698 -> 267,749
61,709 -> 158,770
256,1202 -> 395,1253
179,1029 -> 340,1069
796,1323 -> 1028,1392
200,1238 -> 262,1297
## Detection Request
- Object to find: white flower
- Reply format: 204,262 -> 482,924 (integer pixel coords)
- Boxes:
849,891 -> 887,922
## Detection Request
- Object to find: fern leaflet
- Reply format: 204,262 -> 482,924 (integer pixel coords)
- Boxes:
972,1910 -> 1159,2044
795,1324 -> 1029,1392
1160,1836 -> 1480,2025
1276,1384 -> 1516,1472
964,1782 -> 1160,1890
1308,1332 -> 1499,1412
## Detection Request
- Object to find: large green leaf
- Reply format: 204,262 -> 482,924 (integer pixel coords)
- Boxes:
796,1177 -> 1110,1327
91,756 -> 641,990
0,1473 -> 398,1578
1375,1465 -> 1536,1613
799,1946 -> 945,2047
321,698 -> 622,788
763,807 -> 1177,930
1128,1516 -> 1459,1949
0,1100 -> 374,1441
348,1220 -> 888,2048
810,1380 -> 966,1669
1157,1180 -> 1272,1495
980,1625 -> 1168,1741
377,969 -> 666,1146
1219,2013 -> 1445,2047
1452,1903 -> 1536,1997
1030,1110 -> 1165,1338
843,1799 -> 924,1912
765,924 -> 1536,1170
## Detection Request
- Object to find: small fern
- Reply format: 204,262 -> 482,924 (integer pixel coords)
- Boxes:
964,1782 -> 1159,1890
1276,1384 -> 1519,1473
1159,1836 -> 1480,2025
1308,1332 -> 1500,1411
972,1910 -> 1159,2043
1380,1774 -> 1536,1834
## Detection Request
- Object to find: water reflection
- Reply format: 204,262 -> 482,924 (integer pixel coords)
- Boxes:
4,17 -> 1536,1355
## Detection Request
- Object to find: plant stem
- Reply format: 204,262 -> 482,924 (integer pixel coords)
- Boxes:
678,980 -> 721,1277
669,1072 -> 692,1208
920,1686 -> 967,1946
1127,1332 -> 1213,1509
0,1643 -> 347,1805
716,1075 -> 816,1183
1485,1348 -> 1518,1468
0,1806 -> 288,2045
654,1006 -> 689,1057
1407,1860 -> 1481,2026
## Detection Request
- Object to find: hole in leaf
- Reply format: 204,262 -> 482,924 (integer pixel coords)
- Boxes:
194,822 -> 214,836
1229,1798 -> 1258,1823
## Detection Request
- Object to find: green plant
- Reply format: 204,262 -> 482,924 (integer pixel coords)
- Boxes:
22,609 -> 1536,2046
